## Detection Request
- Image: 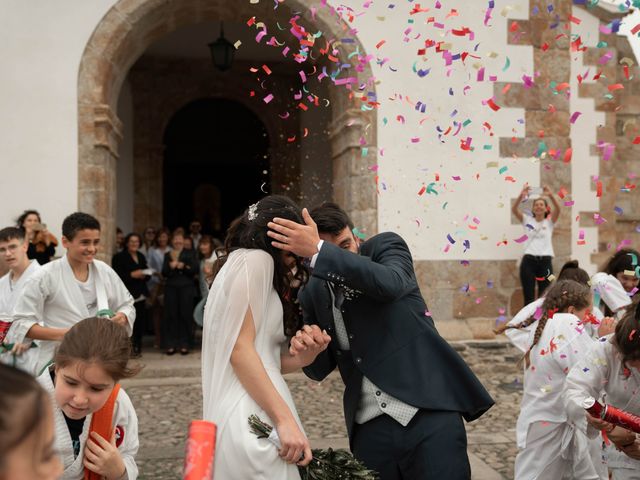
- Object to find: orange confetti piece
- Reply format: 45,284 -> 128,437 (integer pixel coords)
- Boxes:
608,83 -> 624,91
262,65 -> 272,75
563,148 -> 572,163
418,185 -> 426,196
376,39 -> 386,49
596,181 -> 603,197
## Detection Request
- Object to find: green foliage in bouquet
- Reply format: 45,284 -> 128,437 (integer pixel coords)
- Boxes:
248,415 -> 379,480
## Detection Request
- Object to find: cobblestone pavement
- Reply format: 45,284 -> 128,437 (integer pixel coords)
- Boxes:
124,340 -> 522,479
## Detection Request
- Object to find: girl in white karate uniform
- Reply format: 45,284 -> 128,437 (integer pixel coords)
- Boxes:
564,305 -> 640,480
501,280 -> 604,480
38,317 -> 140,480
503,260 -> 613,353
0,363 -> 63,480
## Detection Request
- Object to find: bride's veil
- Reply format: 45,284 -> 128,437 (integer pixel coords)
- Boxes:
201,248 -> 274,427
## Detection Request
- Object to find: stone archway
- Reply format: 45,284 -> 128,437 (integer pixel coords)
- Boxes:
78,0 -> 377,257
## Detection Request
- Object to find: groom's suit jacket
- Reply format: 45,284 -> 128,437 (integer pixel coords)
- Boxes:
300,232 -> 494,442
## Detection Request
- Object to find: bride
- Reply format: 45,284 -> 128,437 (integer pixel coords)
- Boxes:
202,195 -> 331,479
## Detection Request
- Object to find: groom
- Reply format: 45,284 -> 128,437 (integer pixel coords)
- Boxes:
268,202 -> 494,479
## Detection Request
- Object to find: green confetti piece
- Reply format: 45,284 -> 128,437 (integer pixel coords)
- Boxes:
463,119 -> 472,127
499,166 -> 508,174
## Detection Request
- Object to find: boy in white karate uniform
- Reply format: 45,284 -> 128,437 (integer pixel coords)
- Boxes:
0,227 -> 41,372
11,212 -> 135,375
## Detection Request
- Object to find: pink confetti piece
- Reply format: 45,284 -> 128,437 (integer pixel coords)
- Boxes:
598,51 -> 613,65
263,93 -> 274,103
299,70 -> 307,83
570,111 -> 582,124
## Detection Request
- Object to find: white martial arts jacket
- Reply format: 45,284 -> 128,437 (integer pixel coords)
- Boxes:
564,336 -> 640,471
517,312 -> 596,448
0,260 -> 41,372
506,299 -> 604,353
591,272 -> 632,318
38,369 -> 139,480
11,255 -> 135,375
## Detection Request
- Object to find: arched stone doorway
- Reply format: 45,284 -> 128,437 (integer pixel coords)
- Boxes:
78,0 -> 377,257
162,98 -> 270,236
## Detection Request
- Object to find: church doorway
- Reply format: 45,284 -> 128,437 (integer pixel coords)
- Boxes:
162,98 -> 270,238
78,0 -> 378,258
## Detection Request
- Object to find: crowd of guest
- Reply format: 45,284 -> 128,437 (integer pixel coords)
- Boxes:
111,220 -> 222,357
1,210 -> 222,358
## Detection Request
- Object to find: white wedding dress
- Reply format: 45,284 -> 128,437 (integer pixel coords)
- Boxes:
202,249 -> 303,479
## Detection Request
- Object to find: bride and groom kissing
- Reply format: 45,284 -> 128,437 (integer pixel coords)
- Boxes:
202,195 -> 494,480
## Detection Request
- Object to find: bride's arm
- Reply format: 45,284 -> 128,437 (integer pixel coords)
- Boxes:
231,307 -> 312,466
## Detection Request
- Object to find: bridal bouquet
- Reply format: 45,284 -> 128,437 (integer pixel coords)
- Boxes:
248,415 -> 379,480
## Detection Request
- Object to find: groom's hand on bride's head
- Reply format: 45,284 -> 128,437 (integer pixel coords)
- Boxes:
289,325 -> 331,360
267,208 -> 320,258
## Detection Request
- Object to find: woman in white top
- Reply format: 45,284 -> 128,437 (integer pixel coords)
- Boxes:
504,280 -> 604,479
512,184 -> 561,305
564,305 -> 640,480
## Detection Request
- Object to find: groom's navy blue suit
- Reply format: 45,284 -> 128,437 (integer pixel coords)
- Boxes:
300,232 -> 494,479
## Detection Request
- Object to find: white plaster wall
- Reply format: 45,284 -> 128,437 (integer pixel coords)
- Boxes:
570,7 -> 605,275
331,0 -> 533,260
116,79 -> 134,234
0,0 -> 115,245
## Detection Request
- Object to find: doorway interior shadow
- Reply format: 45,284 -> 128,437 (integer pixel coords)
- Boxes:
162,97 -> 270,238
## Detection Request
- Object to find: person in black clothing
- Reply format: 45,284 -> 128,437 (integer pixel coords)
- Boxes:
112,233 -> 150,357
162,231 -> 198,355
16,209 -> 58,265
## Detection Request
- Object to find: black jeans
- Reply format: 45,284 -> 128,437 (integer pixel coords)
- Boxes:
352,410 -> 470,480
520,254 -> 553,305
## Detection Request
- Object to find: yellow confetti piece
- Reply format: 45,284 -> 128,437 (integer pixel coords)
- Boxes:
540,384 -> 552,394
234,40 -> 242,49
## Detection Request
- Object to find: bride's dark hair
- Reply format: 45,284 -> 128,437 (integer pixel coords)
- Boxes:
212,195 -> 309,336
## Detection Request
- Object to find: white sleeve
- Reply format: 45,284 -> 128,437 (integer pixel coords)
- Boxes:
591,272 -> 631,313
10,272 -> 49,342
114,389 -> 139,480
504,299 -> 542,353
107,267 -> 136,336
563,339 -> 611,438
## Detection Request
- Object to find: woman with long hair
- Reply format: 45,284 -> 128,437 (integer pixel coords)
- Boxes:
202,195 -> 330,479
16,210 -> 58,265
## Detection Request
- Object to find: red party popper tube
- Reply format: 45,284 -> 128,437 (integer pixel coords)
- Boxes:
583,397 -> 640,434
183,420 -> 217,480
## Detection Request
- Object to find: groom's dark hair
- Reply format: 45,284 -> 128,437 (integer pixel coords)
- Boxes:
309,202 -> 354,236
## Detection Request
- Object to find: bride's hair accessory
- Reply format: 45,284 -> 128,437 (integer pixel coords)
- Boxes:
248,202 -> 259,221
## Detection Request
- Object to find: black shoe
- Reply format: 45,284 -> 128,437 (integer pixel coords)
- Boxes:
166,348 -> 176,356
180,348 -> 189,355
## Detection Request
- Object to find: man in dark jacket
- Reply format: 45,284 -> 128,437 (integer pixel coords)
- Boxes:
268,202 -> 494,480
